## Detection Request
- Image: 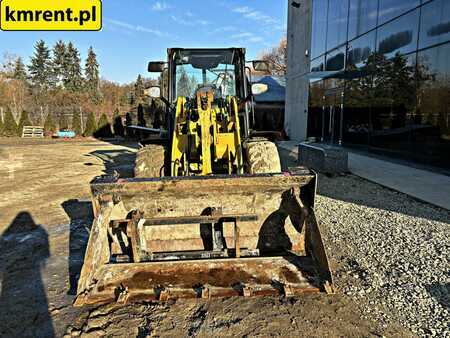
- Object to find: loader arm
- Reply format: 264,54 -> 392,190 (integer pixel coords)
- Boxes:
171,90 -> 243,176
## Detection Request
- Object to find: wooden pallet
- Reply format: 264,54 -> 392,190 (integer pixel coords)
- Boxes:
22,126 -> 44,138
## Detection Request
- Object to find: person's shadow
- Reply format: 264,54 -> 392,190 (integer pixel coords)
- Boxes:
0,212 -> 55,337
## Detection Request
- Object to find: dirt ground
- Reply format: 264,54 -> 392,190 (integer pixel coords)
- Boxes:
0,138 -> 413,337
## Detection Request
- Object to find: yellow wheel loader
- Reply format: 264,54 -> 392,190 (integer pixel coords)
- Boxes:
75,48 -> 334,306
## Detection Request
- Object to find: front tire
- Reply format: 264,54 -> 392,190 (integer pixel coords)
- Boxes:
245,140 -> 282,174
134,145 -> 166,178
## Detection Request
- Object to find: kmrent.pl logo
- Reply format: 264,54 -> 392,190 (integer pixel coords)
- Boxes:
0,0 -> 102,31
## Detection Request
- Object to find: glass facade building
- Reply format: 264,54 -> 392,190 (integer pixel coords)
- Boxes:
308,0 -> 450,169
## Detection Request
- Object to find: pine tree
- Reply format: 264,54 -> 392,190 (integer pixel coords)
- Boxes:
52,40 -> 67,87
84,112 -> 97,137
134,75 -> 145,104
2,110 -> 18,136
94,113 -> 113,138
44,114 -> 56,133
152,99 -> 166,129
124,113 -> 134,138
125,113 -> 132,126
190,75 -> 198,92
18,111 -> 31,135
28,40 -> 53,90
72,110 -> 82,135
137,104 -> 147,127
129,92 -> 135,105
177,68 -> 193,97
12,57 -> 27,81
113,108 -> 124,137
64,42 -> 83,91
388,53 -> 416,110
59,113 -> 69,130
85,47 -> 100,100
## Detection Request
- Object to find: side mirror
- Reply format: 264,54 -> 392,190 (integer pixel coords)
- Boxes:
144,86 -> 161,98
252,60 -> 270,72
251,83 -> 269,95
148,61 -> 166,73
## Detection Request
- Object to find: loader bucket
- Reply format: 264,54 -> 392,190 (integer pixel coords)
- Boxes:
75,169 -> 334,306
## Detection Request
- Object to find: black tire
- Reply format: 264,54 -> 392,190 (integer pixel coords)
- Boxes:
134,145 -> 165,178
245,140 -> 282,174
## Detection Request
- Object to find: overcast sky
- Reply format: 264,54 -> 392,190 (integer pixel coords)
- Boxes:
0,0 -> 288,83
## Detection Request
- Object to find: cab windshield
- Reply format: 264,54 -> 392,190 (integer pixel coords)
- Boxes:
174,50 -> 238,98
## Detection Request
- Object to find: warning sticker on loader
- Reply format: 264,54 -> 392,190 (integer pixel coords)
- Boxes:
0,0 -> 102,31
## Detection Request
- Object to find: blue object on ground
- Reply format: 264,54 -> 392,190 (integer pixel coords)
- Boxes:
56,130 -> 76,138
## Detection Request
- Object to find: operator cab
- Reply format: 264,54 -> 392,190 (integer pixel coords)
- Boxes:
172,49 -> 242,101
148,48 -> 269,139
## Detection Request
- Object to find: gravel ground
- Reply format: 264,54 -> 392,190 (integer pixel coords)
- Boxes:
316,174 -> 450,337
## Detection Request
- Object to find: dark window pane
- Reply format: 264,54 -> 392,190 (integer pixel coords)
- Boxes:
377,9 -> 419,58
311,56 -> 325,72
343,75 -> 371,145
308,81 -> 325,139
347,30 -> 376,68
418,44 -> 450,77
344,53 -> 417,149
324,77 -> 345,91
369,53 -> 417,154
415,43 -> 450,167
419,0 -> 450,50
326,47 -> 346,71
348,0 -> 378,40
378,0 -> 420,25
311,0 -> 328,58
326,0 -> 349,51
